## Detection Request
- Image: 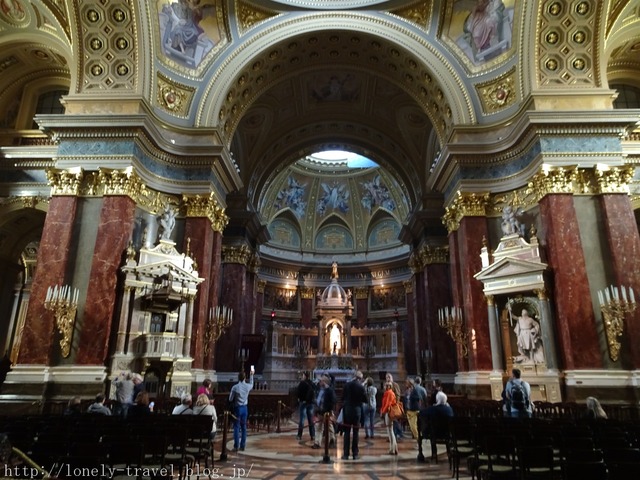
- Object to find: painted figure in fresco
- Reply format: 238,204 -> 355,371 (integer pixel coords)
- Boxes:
509,305 -> 545,364
456,0 -> 511,64
1,0 -> 26,21
274,175 -> 307,218
317,181 -> 349,215
160,0 -> 216,68
361,174 -> 396,214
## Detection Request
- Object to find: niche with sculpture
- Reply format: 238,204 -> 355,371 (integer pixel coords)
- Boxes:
501,297 -> 546,370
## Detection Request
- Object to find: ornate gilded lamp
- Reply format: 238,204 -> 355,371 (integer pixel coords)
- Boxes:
44,284 -> 79,358
438,306 -> 469,357
204,305 -> 234,356
598,285 -> 636,361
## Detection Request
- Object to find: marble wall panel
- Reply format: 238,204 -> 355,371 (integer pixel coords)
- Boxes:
217,262 -> 247,372
540,194 -> 601,369
424,262 -> 457,374
76,196 -> 136,365
301,296 -> 313,328
18,197 -> 78,364
206,231 -> 222,370
356,297 -> 367,328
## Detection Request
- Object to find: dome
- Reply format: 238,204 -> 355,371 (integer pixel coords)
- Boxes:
320,278 -> 350,307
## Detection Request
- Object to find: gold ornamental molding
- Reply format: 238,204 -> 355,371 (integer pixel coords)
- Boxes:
99,167 -> 147,197
247,251 -> 261,274
0,196 -> 50,211
236,0 -> 279,33
300,287 -> 314,300
594,165 -> 635,194
182,193 -> 229,233
222,244 -> 252,266
46,167 -> 84,196
355,287 -> 369,300
476,67 -> 517,114
157,72 -> 195,118
403,279 -> 413,294
409,245 -> 449,271
257,279 -> 267,294
391,2 -> 432,29
442,192 -> 491,233
526,166 -> 579,201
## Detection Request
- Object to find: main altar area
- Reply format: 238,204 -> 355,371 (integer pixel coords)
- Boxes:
262,265 -> 406,390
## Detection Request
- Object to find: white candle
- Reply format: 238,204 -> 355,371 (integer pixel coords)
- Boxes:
46,286 -> 51,303
622,286 -> 628,303
598,291 -> 604,306
631,288 -> 636,304
605,288 -> 611,303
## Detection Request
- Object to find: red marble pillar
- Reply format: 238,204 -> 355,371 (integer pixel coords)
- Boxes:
539,194 -> 601,369
18,196 -> 78,365
76,196 -> 136,365
356,288 -> 368,328
405,280 -> 417,374
181,217 -> 215,370
216,260 -> 247,372
598,194 -> 640,368
244,268 -> 257,334
457,217 -> 492,371
423,262 -> 456,374
206,230 -> 222,370
300,288 -> 313,328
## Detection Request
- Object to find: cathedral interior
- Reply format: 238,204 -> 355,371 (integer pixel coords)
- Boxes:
1,0 -> 640,413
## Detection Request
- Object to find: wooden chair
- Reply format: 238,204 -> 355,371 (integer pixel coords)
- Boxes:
518,444 -> 556,480
476,435 -> 518,480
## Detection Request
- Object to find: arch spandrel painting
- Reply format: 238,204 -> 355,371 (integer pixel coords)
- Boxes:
443,0 -> 516,70
156,0 -> 226,70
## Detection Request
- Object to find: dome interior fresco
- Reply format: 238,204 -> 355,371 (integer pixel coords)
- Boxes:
260,152 -> 410,261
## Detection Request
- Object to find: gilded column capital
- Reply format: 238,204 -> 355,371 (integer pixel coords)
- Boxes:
408,251 -> 423,273
420,245 -> 449,265
527,166 -> 578,200
594,165 -> 634,194
403,280 -> 413,294
257,279 -> 267,294
486,295 -> 495,306
47,167 -> 84,196
442,191 -> 490,233
534,288 -> 548,300
355,287 -> 369,300
99,167 -> 147,198
247,251 -> 261,273
182,193 -> 229,233
300,287 -> 314,299
222,244 -> 252,265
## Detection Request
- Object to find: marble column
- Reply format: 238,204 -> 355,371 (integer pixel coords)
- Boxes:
206,230 -> 223,370
404,279 -> 417,375
216,245 -> 251,372
535,289 -> 559,370
77,195 -> 136,365
355,287 -> 368,328
485,295 -> 503,372
447,230 -> 465,370
457,216 -> 492,371
300,287 -> 313,328
539,194 -> 601,369
182,215 -> 214,370
598,193 -> 640,368
18,196 -> 79,365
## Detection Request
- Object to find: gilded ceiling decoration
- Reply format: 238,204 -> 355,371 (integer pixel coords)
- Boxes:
236,0 -> 279,33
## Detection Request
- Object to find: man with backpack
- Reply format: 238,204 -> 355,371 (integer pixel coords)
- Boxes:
504,368 -> 532,418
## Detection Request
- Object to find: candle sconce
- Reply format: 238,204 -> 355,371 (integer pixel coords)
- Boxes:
204,305 -> 234,357
438,306 -> 469,357
44,285 -> 79,358
598,285 -> 636,362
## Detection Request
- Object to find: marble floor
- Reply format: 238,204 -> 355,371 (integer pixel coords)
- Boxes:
207,420 -> 467,480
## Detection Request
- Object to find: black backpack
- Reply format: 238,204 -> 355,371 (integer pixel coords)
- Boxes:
510,381 -> 529,410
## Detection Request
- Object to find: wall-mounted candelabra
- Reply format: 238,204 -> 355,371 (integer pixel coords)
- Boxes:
598,285 -> 636,362
44,285 -> 79,358
438,306 -> 469,357
204,305 -> 234,357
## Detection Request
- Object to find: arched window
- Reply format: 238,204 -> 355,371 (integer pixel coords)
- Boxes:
611,84 -> 640,109
31,89 -> 67,128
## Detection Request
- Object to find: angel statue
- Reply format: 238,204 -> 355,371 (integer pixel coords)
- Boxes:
501,205 -> 524,237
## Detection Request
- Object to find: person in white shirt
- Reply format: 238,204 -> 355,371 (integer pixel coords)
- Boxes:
228,370 -> 254,451
172,393 -> 193,415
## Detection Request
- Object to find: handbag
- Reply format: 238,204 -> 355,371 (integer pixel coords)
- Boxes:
389,401 -> 404,421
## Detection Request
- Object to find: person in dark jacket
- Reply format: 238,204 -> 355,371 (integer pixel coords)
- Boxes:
87,393 -> 111,415
296,372 -> 316,441
312,374 -> 336,449
341,371 -> 368,460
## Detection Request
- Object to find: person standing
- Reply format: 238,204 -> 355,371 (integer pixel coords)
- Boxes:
504,368 -> 532,418
385,372 -> 404,439
87,393 -> 112,415
228,368 -> 254,452
363,377 -> 377,439
312,374 -> 337,449
405,378 -> 420,439
380,382 -> 398,455
341,371 -> 367,460
296,372 -> 316,441
112,372 -> 134,417
196,379 -> 213,398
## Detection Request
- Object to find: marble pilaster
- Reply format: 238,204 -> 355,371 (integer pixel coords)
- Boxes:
457,217 -> 492,371
217,261 -> 247,372
183,217 -> 215,370
539,194 -> 601,369
598,194 -> 640,368
404,280 -> 417,375
18,196 -> 78,365
301,295 -> 313,328
206,230 -> 223,370
76,196 -> 136,365
424,263 -> 456,374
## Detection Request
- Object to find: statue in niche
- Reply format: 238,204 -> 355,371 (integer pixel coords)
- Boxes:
501,205 -> 524,237
508,302 -> 545,364
331,261 -> 338,280
158,204 -> 177,241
